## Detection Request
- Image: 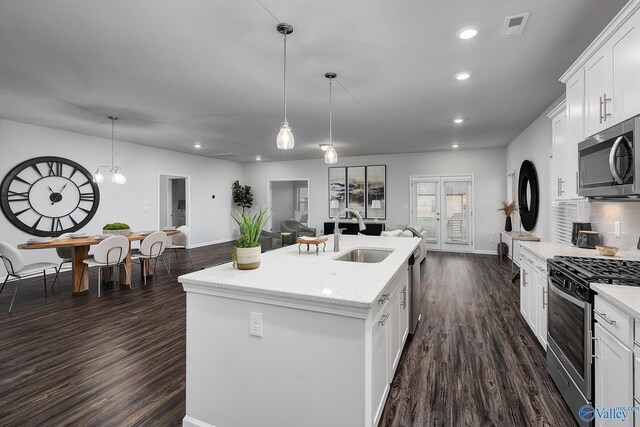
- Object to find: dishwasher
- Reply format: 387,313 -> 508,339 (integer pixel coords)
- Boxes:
407,242 -> 426,335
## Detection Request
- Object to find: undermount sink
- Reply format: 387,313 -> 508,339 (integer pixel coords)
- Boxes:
334,248 -> 393,263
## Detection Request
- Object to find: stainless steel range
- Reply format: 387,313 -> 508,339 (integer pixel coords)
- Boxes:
546,256 -> 640,426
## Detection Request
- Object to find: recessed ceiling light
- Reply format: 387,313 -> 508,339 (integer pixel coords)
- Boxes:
319,143 -> 330,151
452,144 -> 460,148
194,143 -> 202,149
457,28 -> 478,40
453,118 -> 464,124
255,156 -> 262,161
456,72 -> 471,81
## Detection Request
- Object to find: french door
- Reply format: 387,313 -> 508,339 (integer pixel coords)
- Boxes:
410,175 -> 473,252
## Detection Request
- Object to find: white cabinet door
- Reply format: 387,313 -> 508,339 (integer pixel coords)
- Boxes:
371,309 -> 390,426
535,272 -> 548,350
595,323 -> 633,427
584,50 -> 612,137
634,343 -> 640,424
565,71 -> 584,199
389,282 -> 409,374
389,290 -> 402,373
520,265 -> 536,331
551,110 -> 567,200
611,11 -> 640,125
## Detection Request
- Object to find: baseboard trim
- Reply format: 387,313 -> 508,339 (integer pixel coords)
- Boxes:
189,238 -> 235,249
473,250 -> 498,255
183,415 -> 216,427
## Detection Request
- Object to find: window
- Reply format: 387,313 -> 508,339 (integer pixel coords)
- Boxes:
297,186 -> 308,213
551,201 -> 590,243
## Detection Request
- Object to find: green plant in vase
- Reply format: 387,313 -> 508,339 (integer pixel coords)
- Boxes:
231,208 -> 270,270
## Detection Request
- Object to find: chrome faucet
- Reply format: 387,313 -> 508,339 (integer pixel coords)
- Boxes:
334,208 -> 366,252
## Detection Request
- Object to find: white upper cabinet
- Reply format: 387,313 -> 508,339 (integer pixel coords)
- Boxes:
565,71 -> 584,199
611,10 -> 640,124
584,49 -> 612,137
561,1 -> 640,139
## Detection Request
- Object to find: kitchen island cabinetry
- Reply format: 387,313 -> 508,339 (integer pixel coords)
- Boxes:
179,234 -> 419,427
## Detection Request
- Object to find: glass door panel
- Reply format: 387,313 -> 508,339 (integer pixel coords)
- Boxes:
442,179 -> 471,250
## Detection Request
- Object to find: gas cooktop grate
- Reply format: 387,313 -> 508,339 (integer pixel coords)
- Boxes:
551,256 -> 640,286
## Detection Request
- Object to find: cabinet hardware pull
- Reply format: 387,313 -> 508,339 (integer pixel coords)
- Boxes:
557,178 -> 561,197
378,293 -> 390,304
542,288 -> 547,309
379,313 -> 390,326
400,288 -> 406,309
594,310 -> 616,325
603,93 -> 611,121
575,171 -> 579,195
592,336 -> 599,360
599,96 -> 604,124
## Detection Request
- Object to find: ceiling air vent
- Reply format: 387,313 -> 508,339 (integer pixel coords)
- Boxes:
502,12 -> 529,38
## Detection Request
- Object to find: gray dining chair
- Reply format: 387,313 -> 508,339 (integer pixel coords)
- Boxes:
0,241 -> 60,312
82,235 -> 130,298
165,225 -> 193,270
131,231 -> 171,285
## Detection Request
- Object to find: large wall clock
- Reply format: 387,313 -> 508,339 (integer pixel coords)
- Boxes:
0,156 -> 100,237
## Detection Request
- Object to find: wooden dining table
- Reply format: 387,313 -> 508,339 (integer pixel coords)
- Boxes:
17,230 -> 179,294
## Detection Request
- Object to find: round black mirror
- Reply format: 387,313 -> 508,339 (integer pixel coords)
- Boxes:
518,160 -> 539,231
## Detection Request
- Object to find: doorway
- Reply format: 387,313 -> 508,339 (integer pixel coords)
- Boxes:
267,179 -> 310,232
410,175 -> 474,252
159,174 -> 189,229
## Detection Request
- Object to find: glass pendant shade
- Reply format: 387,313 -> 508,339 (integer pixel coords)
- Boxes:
111,171 -> 126,184
276,122 -> 295,150
93,171 -> 104,183
324,146 -> 338,164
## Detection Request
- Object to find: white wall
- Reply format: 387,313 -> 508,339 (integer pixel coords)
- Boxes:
0,119 -> 242,274
243,148 -> 507,253
506,95 -> 564,241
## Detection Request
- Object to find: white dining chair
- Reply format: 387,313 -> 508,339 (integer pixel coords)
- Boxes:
82,235 -> 130,298
132,231 -> 171,285
166,225 -> 193,270
0,241 -> 60,312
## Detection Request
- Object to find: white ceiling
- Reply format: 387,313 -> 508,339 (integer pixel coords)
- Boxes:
0,0 -> 629,162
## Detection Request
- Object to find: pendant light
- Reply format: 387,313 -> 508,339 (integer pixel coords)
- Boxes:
93,116 -> 126,184
324,72 -> 338,164
276,23 -> 295,150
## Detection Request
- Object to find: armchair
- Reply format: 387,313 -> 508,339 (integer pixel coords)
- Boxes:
259,230 -> 283,252
280,220 -> 317,241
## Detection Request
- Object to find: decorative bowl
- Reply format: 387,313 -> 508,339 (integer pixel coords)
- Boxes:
103,229 -> 131,236
596,245 -> 619,257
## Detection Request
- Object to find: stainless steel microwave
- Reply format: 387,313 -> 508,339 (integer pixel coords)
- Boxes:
578,115 -> 639,198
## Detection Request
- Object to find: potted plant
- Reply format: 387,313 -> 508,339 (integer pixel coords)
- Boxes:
231,208 -> 270,270
232,180 -> 254,213
103,222 -> 131,235
498,201 -> 517,232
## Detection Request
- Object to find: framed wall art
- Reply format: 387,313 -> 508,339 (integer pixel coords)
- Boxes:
365,165 -> 386,220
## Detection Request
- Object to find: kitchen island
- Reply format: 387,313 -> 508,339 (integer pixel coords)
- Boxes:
179,234 -> 421,427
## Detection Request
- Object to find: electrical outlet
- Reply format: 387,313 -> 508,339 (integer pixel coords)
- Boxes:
489,236 -> 495,243
249,312 -> 263,338
615,221 -> 621,237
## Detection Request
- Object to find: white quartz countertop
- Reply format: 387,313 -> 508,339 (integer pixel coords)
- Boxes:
520,241 -> 640,261
178,234 -> 421,309
592,283 -> 640,320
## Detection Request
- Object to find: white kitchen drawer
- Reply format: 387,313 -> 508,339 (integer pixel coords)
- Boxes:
520,246 -> 547,277
594,296 -> 633,348
634,343 -> 640,409
373,266 -> 407,319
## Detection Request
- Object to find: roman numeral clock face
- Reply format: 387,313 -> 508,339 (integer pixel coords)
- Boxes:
1,157 -> 100,237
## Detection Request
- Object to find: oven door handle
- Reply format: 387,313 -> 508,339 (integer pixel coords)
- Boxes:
548,278 -> 589,308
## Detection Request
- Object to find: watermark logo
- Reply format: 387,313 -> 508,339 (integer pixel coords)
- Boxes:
579,405 -> 640,422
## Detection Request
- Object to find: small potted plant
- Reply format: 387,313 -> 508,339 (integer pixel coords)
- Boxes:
231,208 -> 270,270
103,222 -> 131,235
498,201 -> 517,232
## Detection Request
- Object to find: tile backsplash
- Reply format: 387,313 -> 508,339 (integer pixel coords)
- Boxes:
589,201 -> 640,250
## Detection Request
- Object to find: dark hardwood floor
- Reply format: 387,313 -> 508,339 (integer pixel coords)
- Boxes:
379,252 -> 576,427
0,247 -> 575,426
